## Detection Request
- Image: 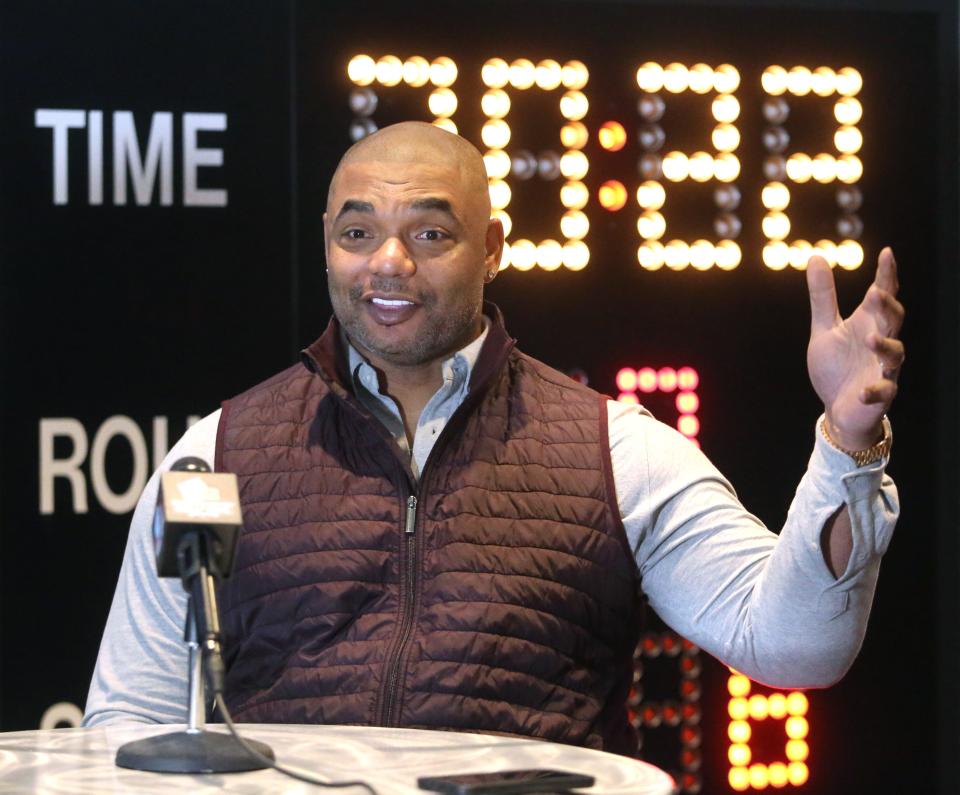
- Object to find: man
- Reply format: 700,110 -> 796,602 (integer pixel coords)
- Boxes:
84,122 -> 902,753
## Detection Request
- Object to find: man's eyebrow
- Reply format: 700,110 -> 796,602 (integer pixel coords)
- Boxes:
334,199 -> 374,220
410,197 -> 454,215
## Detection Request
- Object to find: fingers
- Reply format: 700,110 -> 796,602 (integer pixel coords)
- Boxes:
867,334 -> 905,379
873,247 -> 899,296
863,330 -> 904,406
860,379 -> 898,405
866,282 -> 906,338
806,254 -> 840,333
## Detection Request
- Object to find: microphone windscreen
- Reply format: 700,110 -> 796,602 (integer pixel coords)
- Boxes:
153,467 -> 242,578
170,457 -> 212,474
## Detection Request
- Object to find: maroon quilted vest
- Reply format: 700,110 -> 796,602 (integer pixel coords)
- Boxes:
215,305 -> 642,753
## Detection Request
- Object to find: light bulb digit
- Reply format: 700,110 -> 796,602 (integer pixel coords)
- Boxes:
763,65 -> 864,271
635,63 -> 740,271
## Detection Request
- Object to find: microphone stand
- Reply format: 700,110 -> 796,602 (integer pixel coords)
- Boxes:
185,599 -> 205,734
115,536 -> 274,773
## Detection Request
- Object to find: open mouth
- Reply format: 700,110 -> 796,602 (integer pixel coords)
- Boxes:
370,297 -> 415,308
364,294 -> 420,325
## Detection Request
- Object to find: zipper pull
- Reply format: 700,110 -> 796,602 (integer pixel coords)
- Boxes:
405,495 -> 417,534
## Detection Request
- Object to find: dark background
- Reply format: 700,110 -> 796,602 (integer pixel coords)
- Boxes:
1,1 -> 957,793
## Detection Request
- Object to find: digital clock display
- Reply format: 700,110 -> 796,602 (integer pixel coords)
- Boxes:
342,54 -> 864,277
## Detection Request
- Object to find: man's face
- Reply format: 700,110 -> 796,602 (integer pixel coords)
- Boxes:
324,158 -> 501,369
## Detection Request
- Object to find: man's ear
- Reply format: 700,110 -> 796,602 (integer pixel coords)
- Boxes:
483,216 -> 505,283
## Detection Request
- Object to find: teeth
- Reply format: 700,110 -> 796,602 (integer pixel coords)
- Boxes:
371,297 -> 414,307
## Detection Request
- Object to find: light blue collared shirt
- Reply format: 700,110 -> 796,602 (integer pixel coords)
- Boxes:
346,321 -> 489,481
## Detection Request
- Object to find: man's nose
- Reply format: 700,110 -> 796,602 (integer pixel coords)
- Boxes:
369,236 -> 415,277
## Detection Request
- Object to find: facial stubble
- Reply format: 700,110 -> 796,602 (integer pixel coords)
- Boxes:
331,276 -> 484,367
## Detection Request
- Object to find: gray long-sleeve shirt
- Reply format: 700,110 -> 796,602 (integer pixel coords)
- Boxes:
83,336 -> 898,727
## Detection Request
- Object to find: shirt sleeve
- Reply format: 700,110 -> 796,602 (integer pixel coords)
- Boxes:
608,400 -> 899,688
82,410 -> 222,727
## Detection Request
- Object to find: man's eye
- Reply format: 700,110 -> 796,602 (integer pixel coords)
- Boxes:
418,229 -> 445,241
343,229 -> 369,240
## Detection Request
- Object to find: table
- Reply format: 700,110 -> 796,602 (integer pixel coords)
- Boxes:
0,723 -> 676,794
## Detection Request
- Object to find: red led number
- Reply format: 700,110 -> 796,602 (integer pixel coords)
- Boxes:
616,365 -> 700,446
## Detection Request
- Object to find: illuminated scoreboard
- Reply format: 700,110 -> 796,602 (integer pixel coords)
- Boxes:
342,54 -> 865,275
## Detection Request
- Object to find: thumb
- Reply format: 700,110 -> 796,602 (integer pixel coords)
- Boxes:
806,254 -> 840,333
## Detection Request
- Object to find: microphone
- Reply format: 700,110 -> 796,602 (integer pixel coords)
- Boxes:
152,457 -> 242,693
118,458 -> 377,791
153,456 -> 241,579
117,457 -> 275,774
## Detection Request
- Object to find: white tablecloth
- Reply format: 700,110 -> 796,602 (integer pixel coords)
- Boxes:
0,723 -> 676,794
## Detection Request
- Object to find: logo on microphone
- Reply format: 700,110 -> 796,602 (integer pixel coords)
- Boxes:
171,476 -> 236,520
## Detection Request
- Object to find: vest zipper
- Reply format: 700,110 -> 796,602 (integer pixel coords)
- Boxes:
405,495 -> 417,534
380,494 -> 418,725
376,346 -> 515,726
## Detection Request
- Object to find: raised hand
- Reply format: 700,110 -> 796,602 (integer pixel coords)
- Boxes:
806,247 -> 904,451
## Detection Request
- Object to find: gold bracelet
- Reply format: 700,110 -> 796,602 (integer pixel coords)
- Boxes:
819,417 -> 892,467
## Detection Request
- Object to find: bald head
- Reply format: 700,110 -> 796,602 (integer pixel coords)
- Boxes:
322,120 -> 504,372
327,122 -> 491,224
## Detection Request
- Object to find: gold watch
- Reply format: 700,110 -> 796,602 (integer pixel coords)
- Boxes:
820,416 -> 892,467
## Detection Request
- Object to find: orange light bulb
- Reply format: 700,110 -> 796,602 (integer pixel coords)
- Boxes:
598,120 -> 627,151
598,180 -> 628,211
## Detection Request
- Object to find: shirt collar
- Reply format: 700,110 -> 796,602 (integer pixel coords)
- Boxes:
346,317 -> 491,398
